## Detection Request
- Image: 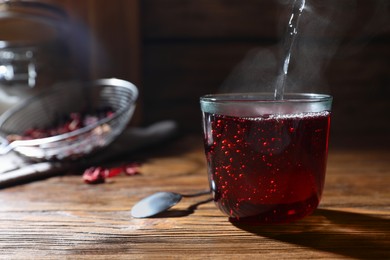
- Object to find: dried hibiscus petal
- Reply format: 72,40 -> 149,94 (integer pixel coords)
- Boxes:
82,167 -> 107,184
123,163 -> 141,176
82,163 -> 141,184
105,166 -> 123,178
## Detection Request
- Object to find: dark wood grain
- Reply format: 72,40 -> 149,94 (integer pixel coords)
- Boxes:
0,136 -> 389,259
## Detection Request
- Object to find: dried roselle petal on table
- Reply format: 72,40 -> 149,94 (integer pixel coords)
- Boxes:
105,167 -> 123,178
123,163 -> 141,176
82,163 -> 141,184
82,167 -> 107,184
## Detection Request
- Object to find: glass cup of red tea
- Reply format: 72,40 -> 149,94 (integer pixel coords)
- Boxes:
200,93 -> 332,224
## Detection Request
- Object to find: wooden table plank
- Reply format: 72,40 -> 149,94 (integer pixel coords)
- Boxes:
0,136 -> 389,259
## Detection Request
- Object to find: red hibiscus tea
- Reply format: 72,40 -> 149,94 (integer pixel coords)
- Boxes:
200,93 -> 332,224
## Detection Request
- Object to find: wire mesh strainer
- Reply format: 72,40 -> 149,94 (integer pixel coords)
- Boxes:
0,78 -> 138,161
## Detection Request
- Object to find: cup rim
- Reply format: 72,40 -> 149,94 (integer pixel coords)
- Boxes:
200,92 -> 332,103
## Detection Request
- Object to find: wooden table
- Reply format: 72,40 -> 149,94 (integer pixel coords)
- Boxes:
0,135 -> 389,259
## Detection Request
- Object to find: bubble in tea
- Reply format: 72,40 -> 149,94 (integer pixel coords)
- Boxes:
203,111 -> 331,224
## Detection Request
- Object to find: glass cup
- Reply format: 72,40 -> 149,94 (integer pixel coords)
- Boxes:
200,93 -> 332,224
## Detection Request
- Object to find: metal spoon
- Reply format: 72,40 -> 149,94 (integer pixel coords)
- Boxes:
131,190 -> 210,218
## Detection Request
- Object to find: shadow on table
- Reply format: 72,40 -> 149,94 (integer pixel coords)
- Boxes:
232,208 -> 390,259
151,198 -> 213,218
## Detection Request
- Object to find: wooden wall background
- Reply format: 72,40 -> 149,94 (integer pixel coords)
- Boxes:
21,0 -> 390,147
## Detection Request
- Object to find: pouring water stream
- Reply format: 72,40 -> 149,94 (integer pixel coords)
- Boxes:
274,0 -> 306,100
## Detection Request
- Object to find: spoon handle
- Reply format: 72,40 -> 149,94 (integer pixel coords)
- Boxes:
181,190 -> 211,198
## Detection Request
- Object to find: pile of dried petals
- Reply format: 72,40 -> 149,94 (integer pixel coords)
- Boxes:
83,163 -> 141,184
7,108 -> 114,142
